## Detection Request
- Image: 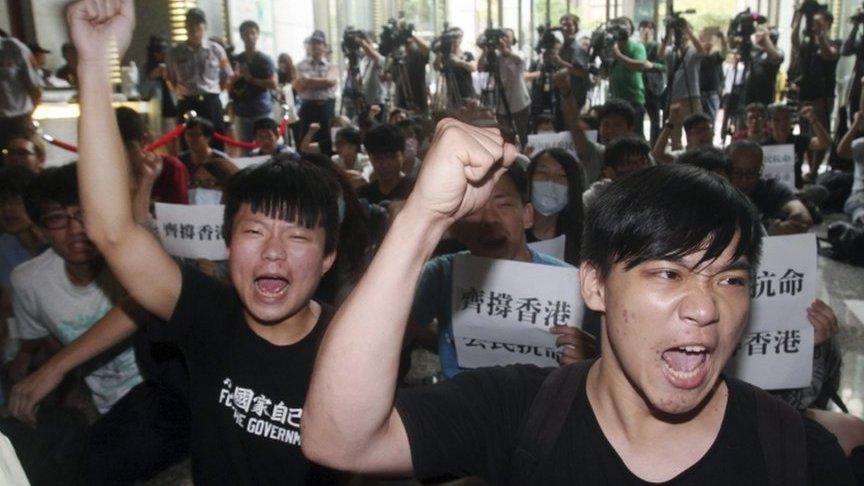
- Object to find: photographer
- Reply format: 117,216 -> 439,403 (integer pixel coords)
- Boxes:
639,21 -> 667,143
433,27 -> 478,106
698,29 -> 727,122
554,13 -> 592,115
662,17 -> 706,150
741,24 -> 783,107
395,34 -> 431,114
478,29 -> 531,146
358,34 -> 386,113
791,3 -> 840,176
608,17 -> 650,137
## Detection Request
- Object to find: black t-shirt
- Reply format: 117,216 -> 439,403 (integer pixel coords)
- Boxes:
560,38 -> 591,105
356,177 -> 414,205
797,40 -> 841,101
763,134 -> 810,189
231,51 -> 276,117
744,48 -> 783,105
699,52 -> 724,93
749,177 -> 797,220
169,267 -> 339,484
450,51 -> 477,100
398,50 -> 430,111
396,364 -> 853,485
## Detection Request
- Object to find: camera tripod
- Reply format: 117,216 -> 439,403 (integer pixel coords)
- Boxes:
481,47 -> 522,148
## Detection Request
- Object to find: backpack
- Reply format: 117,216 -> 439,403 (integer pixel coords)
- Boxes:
513,361 -> 808,485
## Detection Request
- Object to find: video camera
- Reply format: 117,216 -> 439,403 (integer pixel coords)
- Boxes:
432,28 -> 459,55
587,21 -> 630,67
663,0 -> 696,36
797,0 -> 827,18
728,9 -> 768,43
341,27 -> 365,56
535,24 -> 562,53
479,28 -> 508,51
850,2 -> 864,24
379,18 -> 414,58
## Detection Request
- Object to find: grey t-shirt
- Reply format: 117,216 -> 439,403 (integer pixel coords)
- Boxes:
0,37 -> 42,118
666,45 -> 703,101
579,139 -> 605,185
360,55 -> 385,106
494,53 -> 531,115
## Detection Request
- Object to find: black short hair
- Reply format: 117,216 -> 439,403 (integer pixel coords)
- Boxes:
335,127 -> 362,148
115,106 -> 147,146
683,112 -> 713,132
185,8 -> 207,25
222,154 -> 341,253
253,117 -> 279,136
767,103 -> 793,119
23,163 -> 79,224
501,164 -> 529,203
638,20 -> 656,30
0,166 -> 37,201
581,164 -> 762,278
560,13 -> 580,24
744,102 -> 767,117
239,20 -> 259,35
600,100 -> 636,128
363,124 -> 405,155
603,136 -> 651,169
676,147 -> 730,175
185,117 -> 215,137
726,139 -> 763,163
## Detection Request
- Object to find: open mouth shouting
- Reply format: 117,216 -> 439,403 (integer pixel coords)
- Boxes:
254,274 -> 291,299
661,344 -> 711,390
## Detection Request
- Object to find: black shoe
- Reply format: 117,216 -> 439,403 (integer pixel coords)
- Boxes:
826,221 -> 864,265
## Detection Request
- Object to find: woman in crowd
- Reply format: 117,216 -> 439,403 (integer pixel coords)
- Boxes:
525,148 -> 585,266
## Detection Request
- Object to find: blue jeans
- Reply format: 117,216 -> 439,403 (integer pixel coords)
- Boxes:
701,91 -> 720,122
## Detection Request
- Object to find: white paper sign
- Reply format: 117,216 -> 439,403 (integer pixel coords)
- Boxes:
725,234 -> 817,390
451,255 -> 583,369
527,235 -> 567,261
760,144 -> 796,191
527,131 -> 579,162
232,155 -> 271,170
155,203 -> 228,260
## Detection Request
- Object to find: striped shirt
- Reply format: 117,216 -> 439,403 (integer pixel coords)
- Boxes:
295,57 -> 337,101
166,39 -> 233,97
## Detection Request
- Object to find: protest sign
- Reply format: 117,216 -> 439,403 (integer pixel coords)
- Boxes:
527,131 -> 578,161
232,155 -> 271,170
725,234 -> 817,389
155,203 -> 228,260
760,144 -> 796,191
527,234 -> 566,261
451,255 -> 583,368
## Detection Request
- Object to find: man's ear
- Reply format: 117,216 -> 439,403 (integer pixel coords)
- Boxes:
321,250 -> 337,276
522,202 -> 534,230
580,262 -> 606,313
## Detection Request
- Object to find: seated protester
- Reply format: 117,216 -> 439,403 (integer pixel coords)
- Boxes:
388,108 -> 408,125
732,102 -> 769,144
2,135 -> 46,173
835,110 -> 863,225
189,157 -> 239,205
676,145 -> 732,176
727,140 -> 814,235
652,112 -> 715,164
556,88 -> 636,184
764,103 -> 831,189
0,167 -> 47,290
72,5 -> 343,480
526,148 -> 585,266
331,127 -> 373,185
178,117 -> 230,178
408,164 -> 594,380
249,117 -> 298,159
9,164 -> 143,415
583,136 -> 652,209
395,119 -> 424,178
357,124 -> 414,204
115,106 -> 189,204
302,132 -> 856,483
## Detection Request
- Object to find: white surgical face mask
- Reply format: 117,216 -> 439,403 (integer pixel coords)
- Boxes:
531,180 -> 569,216
189,188 -> 223,205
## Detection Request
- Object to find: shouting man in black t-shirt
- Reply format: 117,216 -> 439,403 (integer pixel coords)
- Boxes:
70,1 -> 341,483
302,124 -> 854,481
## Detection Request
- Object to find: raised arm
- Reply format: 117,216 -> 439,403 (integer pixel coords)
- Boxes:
837,111 -> 863,159
8,298 -> 146,425
302,119 -> 517,473
70,0 -> 181,320
651,121 -> 676,164
801,106 -> 831,152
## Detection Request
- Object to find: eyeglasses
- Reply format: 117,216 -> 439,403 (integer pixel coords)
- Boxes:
40,208 -> 85,230
2,148 -> 37,157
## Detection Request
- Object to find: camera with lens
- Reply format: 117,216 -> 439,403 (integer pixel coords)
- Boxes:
587,22 -> 629,67
850,4 -> 864,24
728,8 -> 767,43
797,0 -> 826,17
379,18 -> 414,58
432,28 -> 458,55
341,27 -> 365,55
480,28 -> 508,50
535,24 -> 561,53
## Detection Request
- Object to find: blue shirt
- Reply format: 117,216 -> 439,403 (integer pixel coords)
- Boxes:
232,51 -> 276,117
410,249 -> 571,379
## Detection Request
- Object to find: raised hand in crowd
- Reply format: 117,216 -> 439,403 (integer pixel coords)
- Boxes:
67,0 -> 134,63
808,298 -> 840,346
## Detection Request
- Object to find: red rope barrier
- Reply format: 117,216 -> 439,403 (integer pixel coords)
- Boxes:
145,123 -> 186,152
41,134 -> 78,153
212,131 -> 258,149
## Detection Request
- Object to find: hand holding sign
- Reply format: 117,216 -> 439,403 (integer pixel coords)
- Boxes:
407,118 -> 517,224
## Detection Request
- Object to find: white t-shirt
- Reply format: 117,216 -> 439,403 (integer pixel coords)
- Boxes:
332,153 -> 374,182
10,249 -> 142,413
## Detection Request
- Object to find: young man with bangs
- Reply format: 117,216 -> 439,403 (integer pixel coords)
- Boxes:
69,1 -> 341,483
302,126 -> 854,481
